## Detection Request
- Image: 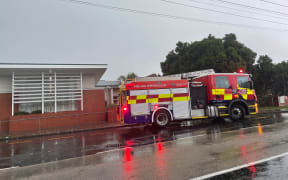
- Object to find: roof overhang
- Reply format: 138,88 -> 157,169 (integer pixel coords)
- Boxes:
0,63 -> 108,82
0,63 -> 106,72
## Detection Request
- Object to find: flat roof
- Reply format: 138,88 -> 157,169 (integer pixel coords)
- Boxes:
0,63 -> 107,69
0,63 -> 108,82
96,80 -> 121,87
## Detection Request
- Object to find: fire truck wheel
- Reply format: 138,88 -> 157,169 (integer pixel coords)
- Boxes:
230,104 -> 246,121
153,110 -> 170,128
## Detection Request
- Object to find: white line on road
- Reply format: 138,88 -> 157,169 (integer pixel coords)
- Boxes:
0,166 -> 17,171
191,151 -> 288,180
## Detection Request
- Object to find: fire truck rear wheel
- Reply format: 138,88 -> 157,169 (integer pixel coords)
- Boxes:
153,110 -> 170,128
230,104 -> 246,121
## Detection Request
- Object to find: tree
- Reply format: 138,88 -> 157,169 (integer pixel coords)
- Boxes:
160,33 -> 256,75
126,72 -> 137,79
252,55 -> 274,95
273,61 -> 288,96
118,75 -> 126,81
118,72 -> 138,81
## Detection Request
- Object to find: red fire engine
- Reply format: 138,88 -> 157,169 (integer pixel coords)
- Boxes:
120,69 -> 258,127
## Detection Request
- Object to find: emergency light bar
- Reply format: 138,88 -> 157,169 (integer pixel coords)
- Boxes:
237,68 -> 244,73
166,69 -> 215,79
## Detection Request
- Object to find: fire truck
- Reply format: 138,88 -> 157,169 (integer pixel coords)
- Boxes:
120,69 -> 258,127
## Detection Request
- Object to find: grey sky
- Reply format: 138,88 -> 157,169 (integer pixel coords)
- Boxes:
0,0 -> 287,80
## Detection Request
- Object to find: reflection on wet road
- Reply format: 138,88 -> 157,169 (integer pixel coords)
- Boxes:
1,112 -> 288,179
0,112 -> 288,169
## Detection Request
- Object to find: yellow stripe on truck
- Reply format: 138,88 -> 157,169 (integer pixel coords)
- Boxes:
147,98 -> 158,103
158,94 -> 172,98
136,95 -> 147,100
127,94 -> 190,104
173,96 -> 190,102
224,94 -> 232,100
192,116 -> 208,119
247,89 -> 254,94
218,106 -> 228,109
242,94 -> 247,100
212,89 -> 225,95
128,100 -> 136,104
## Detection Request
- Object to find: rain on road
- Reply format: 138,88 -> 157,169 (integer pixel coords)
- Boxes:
1,112 -> 288,179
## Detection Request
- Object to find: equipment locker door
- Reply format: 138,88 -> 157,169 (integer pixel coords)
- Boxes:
171,88 -> 190,119
130,90 -> 149,116
149,89 -> 171,104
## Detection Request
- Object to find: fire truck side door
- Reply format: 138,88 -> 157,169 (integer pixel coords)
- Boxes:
171,88 -> 190,120
214,76 -> 231,101
130,90 -> 150,116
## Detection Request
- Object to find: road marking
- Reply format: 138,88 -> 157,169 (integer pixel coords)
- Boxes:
48,136 -> 74,141
8,140 -> 32,145
191,151 -> 288,180
176,134 -> 206,140
0,166 -> 18,171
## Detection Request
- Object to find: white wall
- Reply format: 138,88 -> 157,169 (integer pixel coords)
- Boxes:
0,75 -> 12,93
82,74 -> 98,90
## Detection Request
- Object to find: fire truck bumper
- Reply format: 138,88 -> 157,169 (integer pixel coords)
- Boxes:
248,104 -> 258,114
124,114 -> 152,124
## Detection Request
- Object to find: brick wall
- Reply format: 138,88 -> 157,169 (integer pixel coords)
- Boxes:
0,93 -> 11,135
107,107 -> 119,122
6,89 -> 107,136
83,89 -> 106,113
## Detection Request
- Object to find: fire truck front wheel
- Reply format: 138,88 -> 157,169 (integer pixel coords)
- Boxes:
230,104 -> 246,121
153,110 -> 171,128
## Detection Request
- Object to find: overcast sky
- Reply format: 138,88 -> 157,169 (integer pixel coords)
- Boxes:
0,0 -> 288,80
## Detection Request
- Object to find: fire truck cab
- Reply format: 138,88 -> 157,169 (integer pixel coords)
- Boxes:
121,70 -> 258,127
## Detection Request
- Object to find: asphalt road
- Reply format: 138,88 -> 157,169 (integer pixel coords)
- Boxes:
1,112 -> 288,179
208,155 -> 288,180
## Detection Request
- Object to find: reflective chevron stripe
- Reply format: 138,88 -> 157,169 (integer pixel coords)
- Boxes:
127,93 -> 189,104
212,88 -> 255,101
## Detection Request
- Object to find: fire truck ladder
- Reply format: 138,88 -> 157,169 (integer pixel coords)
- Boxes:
119,79 -> 134,122
165,69 -> 215,79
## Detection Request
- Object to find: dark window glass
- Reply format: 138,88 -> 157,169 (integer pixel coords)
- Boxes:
215,76 -> 229,88
237,76 -> 249,88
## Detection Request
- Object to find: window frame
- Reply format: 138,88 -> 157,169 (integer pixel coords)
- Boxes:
237,76 -> 249,89
214,76 -> 230,89
12,72 -> 83,115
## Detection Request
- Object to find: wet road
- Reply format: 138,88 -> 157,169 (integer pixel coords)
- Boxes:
209,154 -> 288,180
1,112 -> 288,179
0,112 -> 285,169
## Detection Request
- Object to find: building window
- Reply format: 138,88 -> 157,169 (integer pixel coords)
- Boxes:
12,72 -> 83,115
215,76 -> 230,89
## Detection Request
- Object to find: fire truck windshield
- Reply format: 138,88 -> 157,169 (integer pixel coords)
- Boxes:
237,76 -> 250,89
